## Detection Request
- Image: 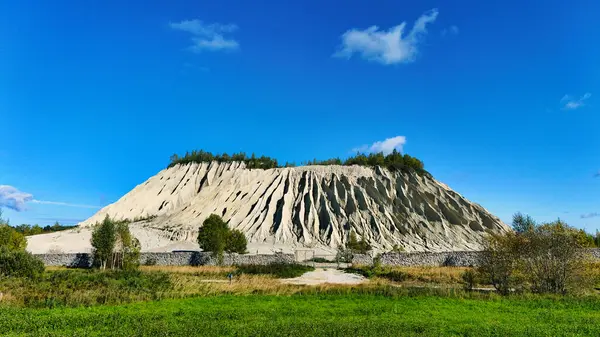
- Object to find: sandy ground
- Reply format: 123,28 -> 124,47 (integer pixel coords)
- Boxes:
280,268 -> 367,285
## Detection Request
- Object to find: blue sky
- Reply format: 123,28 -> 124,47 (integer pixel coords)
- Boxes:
1,0 -> 598,232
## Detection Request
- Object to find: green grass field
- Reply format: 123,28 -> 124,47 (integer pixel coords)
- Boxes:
2,293 -> 600,336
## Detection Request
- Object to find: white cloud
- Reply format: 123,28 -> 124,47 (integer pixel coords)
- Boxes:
170,19 -> 239,52
334,9 -> 438,65
30,200 -> 102,209
0,185 -> 101,212
0,185 -> 33,211
441,25 -> 459,37
352,136 -> 407,155
562,92 -> 591,110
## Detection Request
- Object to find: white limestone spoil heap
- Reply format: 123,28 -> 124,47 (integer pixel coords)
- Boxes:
68,161 -> 508,253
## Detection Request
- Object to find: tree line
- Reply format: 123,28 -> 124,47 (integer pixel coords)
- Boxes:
13,222 -> 76,236
168,149 -> 427,175
168,150 -> 280,169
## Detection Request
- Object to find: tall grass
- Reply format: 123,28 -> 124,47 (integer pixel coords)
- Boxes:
345,265 -> 469,284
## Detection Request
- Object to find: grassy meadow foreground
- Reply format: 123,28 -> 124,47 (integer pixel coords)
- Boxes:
2,288 -> 600,336
1,265 -> 600,336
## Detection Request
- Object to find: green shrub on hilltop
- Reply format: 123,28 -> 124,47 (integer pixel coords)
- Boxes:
169,151 -> 279,169
167,148 -> 427,174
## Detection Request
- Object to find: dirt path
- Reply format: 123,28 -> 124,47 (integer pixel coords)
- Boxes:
281,268 -> 367,285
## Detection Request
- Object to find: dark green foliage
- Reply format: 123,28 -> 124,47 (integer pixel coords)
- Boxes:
0,269 -> 171,308
461,270 -> 477,291
307,257 -> 334,263
13,222 -> 75,236
115,221 -> 141,271
91,216 -> 117,270
225,229 -> 248,254
91,216 -> 139,270
236,263 -> 314,278
169,150 -> 279,169
511,212 -> 536,233
197,214 -> 248,259
0,224 -> 27,252
0,209 -> 27,251
167,148 -> 427,175
346,231 -> 371,254
302,158 -> 343,166
336,245 -> 353,263
332,149 -> 426,174
0,247 -> 44,278
345,266 -> 408,282
197,214 -> 229,253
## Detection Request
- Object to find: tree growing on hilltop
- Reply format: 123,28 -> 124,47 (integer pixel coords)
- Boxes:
166,149 -> 428,175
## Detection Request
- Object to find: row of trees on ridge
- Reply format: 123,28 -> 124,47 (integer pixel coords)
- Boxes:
168,149 -> 427,174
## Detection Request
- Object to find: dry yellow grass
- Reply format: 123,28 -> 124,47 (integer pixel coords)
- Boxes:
44,266 -> 68,271
399,266 -> 469,284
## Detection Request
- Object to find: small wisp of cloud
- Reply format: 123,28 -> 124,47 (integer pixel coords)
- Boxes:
333,9 -> 439,65
170,19 -> 239,53
441,25 -> 459,37
0,185 -> 102,212
561,93 -> 591,110
593,171 -> 600,178
581,212 -> 599,219
352,136 -> 407,155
